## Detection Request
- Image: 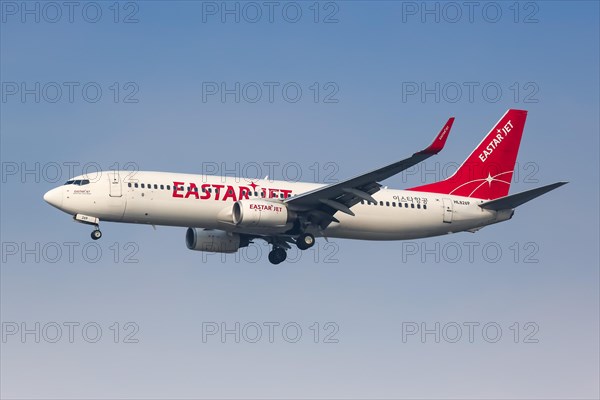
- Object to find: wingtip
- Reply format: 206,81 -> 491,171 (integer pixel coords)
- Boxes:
419,116 -> 454,154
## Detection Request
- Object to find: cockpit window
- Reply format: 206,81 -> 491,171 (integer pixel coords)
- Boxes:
65,179 -> 90,186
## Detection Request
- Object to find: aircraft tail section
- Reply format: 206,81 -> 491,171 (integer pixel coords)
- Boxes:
408,109 -> 528,200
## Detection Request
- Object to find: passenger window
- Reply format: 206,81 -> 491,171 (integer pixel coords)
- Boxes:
254,192 -> 258,197
417,204 -> 421,209
404,203 -> 408,208
134,183 -> 138,188
141,184 -> 145,188
411,204 -> 415,208
128,183 -> 132,188
280,193 -> 284,198
154,184 -> 158,189
361,200 -> 364,204
392,202 -> 396,207
423,205 -> 427,210
386,201 -> 390,207
379,201 -> 383,206
167,185 -> 170,190
160,185 -> 164,190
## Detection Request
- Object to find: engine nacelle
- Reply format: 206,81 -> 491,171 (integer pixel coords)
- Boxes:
185,228 -> 241,253
232,199 -> 293,228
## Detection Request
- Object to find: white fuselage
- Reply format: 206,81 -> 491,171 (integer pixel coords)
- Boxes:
44,171 -> 511,240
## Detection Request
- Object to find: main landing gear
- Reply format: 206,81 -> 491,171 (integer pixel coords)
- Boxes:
268,247 -> 287,265
296,233 -> 315,250
267,233 -> 316,265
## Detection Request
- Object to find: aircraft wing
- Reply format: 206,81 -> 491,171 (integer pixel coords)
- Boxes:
285,117 -> 454,228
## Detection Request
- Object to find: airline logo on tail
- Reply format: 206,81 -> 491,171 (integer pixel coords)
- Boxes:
479,120 -> 513,162
409,109 -> 527,200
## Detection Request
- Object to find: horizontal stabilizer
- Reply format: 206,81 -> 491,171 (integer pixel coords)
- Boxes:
479,182 -> 568,211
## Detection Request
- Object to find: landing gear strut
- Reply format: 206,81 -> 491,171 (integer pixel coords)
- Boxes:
296,233 -> 315,250
268,247 -> 287,265
91,226 -> 102,240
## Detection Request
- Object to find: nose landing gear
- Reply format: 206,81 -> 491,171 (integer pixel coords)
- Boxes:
72,214 -> 102,240
91,226 -> 102,240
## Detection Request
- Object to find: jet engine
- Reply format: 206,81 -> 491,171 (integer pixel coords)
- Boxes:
232,199 -> 294,228
185,228 -> 244,253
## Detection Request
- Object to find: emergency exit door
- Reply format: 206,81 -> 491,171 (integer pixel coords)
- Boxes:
442,198 -> 453,223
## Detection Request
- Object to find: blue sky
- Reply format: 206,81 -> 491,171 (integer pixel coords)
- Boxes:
1,1 -> 599,398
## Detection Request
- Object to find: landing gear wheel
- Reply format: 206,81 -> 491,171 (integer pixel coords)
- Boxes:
296,233 -> 315,250
91,229 -> 102,240
268,247 -> 287,265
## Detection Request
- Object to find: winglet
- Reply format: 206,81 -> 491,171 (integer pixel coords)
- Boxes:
417,117 -> 454,155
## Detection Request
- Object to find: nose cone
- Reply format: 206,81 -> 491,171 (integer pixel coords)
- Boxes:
43,187 -> 63,209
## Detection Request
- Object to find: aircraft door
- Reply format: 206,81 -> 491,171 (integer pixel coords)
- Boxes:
443,198 -> 453,223
109,171 -> 122,197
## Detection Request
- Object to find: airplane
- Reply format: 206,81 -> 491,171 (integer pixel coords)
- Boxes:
43,109 -> 567,264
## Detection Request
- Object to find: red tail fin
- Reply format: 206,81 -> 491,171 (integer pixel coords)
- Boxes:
408,109 -> 528,200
